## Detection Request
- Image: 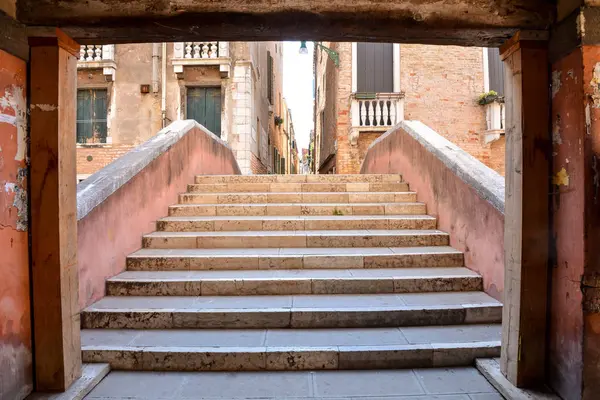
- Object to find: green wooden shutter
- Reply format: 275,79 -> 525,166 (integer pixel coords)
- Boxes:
77,90 -> 92,143
77,89 -> 107,143
187,87 -> 222,137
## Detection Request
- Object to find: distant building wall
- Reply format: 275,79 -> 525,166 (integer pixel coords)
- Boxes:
76,41 -> 288,177
314,43 -> 505,175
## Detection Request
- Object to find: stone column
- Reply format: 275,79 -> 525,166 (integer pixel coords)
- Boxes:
29,28 -> 81,391
500,31 -> 551,388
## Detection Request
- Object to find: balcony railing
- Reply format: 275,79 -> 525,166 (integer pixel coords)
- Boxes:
79,45 -> 115,63
185,42 -> 218,58
351,93 -> 405,129
172,42 -> 231,78
77,45 -> 116,81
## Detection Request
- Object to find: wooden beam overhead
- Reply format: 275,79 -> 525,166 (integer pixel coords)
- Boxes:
17,0 -> 555,46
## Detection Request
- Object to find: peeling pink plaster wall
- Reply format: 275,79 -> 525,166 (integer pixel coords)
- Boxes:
0,49 -> 33,400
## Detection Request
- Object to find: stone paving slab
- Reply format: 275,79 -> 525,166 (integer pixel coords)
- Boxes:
84,368 -> 503,399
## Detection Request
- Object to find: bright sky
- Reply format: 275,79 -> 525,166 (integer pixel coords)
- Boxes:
283,41 -> 315,153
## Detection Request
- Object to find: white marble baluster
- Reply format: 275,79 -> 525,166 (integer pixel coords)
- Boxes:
193,43 -> 202,58
201,43 -> 209,58
369,101 -> 377,126
389,100 -> 396,125
94,45 -> 102,61
184,43 -> 193,58
79,45 -> 86,61
210,42 -> 218,58
86,45 -> 95,61
381,100 -> 390,126
375,100 -> 383,126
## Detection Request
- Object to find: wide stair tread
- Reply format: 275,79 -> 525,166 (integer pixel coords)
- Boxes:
179,191 -> 418,204
194,174 -> 402,184
106,267 -> 483,296
168,202 -> 427,217
81,291 -> 501,329
187,182 -> 410,193
126,246 -> 465,271
156,215 -> 438,232
142,229 -> 450,249
81,324 -> 501,371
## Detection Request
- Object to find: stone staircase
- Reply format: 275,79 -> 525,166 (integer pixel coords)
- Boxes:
81,174 -> 501,372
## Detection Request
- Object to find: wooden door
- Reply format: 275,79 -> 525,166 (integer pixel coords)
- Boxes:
187,87 -> 222,137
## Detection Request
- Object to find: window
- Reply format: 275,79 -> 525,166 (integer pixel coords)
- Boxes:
77,89 -> 108,144
267,51 -> 274,104
486,48 -> 505,96
186,87 -> 222,137
356,43 -> 393,93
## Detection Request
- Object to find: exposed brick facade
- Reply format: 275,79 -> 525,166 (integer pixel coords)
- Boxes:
76,144 -> 135,177
314,43 -> 505,176
250,152 -> 268,174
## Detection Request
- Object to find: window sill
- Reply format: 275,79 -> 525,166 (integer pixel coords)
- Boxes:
77,143 -> 112,148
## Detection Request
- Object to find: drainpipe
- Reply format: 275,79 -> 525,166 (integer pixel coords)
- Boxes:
161,43 -> 167,128
152,43 -> 160,93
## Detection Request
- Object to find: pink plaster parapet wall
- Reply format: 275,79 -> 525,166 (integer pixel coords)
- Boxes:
361,121 -> 505,301
77,120 -> 241,309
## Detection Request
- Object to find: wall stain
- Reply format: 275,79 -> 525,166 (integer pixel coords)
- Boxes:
553,167 -> 570,186
591,62 -> 600,108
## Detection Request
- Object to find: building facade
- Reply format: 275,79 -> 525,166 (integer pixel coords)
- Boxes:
313,42 -> 506,175
76,41 -> 293,178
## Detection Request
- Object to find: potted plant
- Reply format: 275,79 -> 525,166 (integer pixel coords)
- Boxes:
274,115 -> 284,126
477,90 -> 504,106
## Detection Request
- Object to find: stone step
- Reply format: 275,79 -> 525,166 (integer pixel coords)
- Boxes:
168,202 -> 427,217
142,229 -> 450,249
179,192 -> 418,205
81,292 -> 502,329
195,174 -> 402,184
188,181 -> 410,193
81,325 -> 501,371
85,368 -> 503,398
105,267 -> 483,296
126,246 -> 465,271
157,215 -> 438,232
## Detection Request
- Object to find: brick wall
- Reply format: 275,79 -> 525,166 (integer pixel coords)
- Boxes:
489,136 -> 506,176
76,144 -> 135,175
314,43 -> 506,176
400,44 -> 491,164
251,152 -> 268,174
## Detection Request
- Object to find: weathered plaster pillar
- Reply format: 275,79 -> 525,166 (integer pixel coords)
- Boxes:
547,5 -> 600,400
28,29 -> 82,391
500,31 -> 551,388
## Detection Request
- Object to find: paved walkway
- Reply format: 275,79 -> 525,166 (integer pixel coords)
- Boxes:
84,367 -> 504,399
